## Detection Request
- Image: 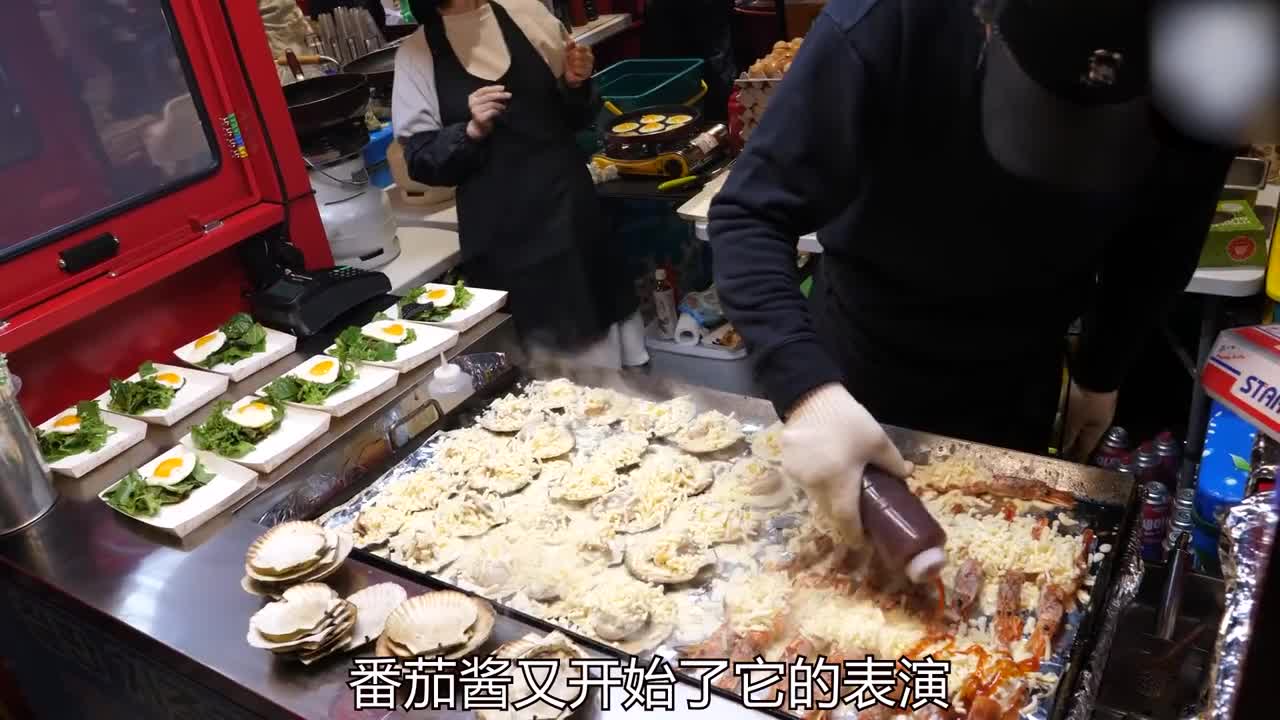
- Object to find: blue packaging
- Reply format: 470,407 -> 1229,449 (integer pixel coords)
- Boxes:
1195,399 -> 1252,526
364,125 -> 395,188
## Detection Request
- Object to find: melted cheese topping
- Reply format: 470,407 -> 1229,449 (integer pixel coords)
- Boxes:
724,572 -> 791,635
643,533 -> 709,576
595,432 -> 648,468
520,423 -> 574,458
434,493 -> 505,536
551,461 -> 618,502
435,428 -> 502,473
927,494 -> 1083,589
670,497 -> 757,545
479,393 -> 535,431
354,504 -> 409,545
384,470 -> 454,512
673,411 -> 743,452
749,422 -> 784,461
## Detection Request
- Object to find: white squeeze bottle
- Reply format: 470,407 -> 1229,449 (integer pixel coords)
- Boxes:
427,353 -> 472,398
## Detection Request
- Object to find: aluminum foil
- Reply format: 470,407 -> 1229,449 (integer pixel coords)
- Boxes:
1064,510 -> 1144,720
1207,491 -> 1277,720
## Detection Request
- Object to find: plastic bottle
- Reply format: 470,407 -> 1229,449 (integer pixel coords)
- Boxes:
860,467 -> 948,583
653,269 -> 678,338
426,353 -> 472,398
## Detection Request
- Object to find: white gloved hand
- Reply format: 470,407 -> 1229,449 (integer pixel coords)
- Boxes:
1062,381 -> 1118,462
782,383 -> 912,540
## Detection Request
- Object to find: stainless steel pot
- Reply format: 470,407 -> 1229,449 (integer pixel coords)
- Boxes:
0,354 -> 56,535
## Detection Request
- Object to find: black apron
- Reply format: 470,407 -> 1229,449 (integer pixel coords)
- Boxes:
424,3 -> 636,350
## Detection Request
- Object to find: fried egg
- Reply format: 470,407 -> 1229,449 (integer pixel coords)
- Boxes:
422,285 -> 456,308
296,357 -> 340,385
48,410 -> 82,434
640,114 -> 667,124
224,397 -> 278,429
666,114 -> 693,125
146,451 -> 197,487
152,371 -> 186,390
638,123 -> 665,135
361,320 -> 411,345
612,122 -> 640,134
185,331 -> 226,364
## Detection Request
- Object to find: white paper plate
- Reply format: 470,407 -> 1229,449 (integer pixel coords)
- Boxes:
173,326 -> 297,382
325,323 -> 458,374
98,446 -> 258,538
255,355 -> 399,417
382,284 -> 508,333
180,398 -> 330,474
94,364 -> 229,426
38,410 -> 148,479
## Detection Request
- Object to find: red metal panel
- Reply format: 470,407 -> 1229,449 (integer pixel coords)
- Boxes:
10,247 -> 250,424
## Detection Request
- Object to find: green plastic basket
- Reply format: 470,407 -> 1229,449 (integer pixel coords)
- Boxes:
595,58 -> 706,114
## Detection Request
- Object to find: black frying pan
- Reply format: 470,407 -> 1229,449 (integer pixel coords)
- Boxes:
283,73 -> 370,136
341,46 -> 398,96
601,103 -> 702,160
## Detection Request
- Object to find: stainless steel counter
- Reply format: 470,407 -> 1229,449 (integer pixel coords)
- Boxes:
0,315 -> 772,720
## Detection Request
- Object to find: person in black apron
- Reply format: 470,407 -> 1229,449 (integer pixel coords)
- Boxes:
393,0 -> 641,362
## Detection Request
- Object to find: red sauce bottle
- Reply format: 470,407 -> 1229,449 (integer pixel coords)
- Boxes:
861,467 -> 948,583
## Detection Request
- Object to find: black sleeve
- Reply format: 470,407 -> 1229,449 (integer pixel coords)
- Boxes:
709,13 -> 868,417
400,122 -> 489,187
559,77 -> 597,131
1072,146 -> 1234,392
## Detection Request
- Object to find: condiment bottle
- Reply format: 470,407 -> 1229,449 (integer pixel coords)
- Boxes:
426,353 -> 471,398
860,467 -> 947,583
653,269 -> 678,338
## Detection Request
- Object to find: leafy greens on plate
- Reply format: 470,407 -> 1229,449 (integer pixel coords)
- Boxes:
37,401 -> 116,462
107,361 -> 177,415
264,360 -> 357,406
331,325 -> 417,362
398,281 -> 474,322
104,462 -> 215,518
191,398 -> 285,458
199,313 -> 268,368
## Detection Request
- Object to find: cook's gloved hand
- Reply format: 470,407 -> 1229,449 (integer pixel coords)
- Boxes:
1062,381 -> 1118,463
782,383 -> 912,540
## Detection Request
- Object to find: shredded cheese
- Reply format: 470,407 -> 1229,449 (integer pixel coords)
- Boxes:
724,572 -> 791,635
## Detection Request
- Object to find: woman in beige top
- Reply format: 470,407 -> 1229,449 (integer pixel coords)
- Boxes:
393,0 -> 647,367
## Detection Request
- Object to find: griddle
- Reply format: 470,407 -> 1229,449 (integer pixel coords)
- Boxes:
261,357 -> 1135,720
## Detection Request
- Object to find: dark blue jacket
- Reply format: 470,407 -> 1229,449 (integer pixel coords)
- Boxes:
710,0 -> 1232,420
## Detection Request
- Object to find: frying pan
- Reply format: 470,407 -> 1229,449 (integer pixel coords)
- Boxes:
601,103 -> 702,160
341,46 -> 398,96
283,73 -> 370,136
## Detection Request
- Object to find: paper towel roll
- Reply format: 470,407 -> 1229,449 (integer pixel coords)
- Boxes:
674,313 -> 701,346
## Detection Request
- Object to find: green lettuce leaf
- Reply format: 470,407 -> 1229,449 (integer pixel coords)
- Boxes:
265,360 -> 357,406
398,281 -> 474,322
37,401 -> 117,462
331,325 -> 416,362
191,398 -> 284,458
199,313 -> 269,368
104,460 -> 216,518
107,367 -> 177,415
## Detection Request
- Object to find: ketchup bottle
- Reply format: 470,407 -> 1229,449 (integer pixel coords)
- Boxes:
861,467 -> 948,583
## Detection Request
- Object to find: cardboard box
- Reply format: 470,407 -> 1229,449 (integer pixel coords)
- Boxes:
1198,200 -> 1267,268
1202,325 -> 1280,442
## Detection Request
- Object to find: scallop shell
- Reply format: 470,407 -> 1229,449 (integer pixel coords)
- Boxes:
477,394 -> 536,433
650,397 -> 697,438
434,427 -> 496,474
613,616 -> 675,654
453,547 -> 521,599
749,421 -> 784,462
246,521 -> 328,577
576,388 -> 630,426
382,470 -> 455,512
248,597 -> 351,651
672,411 -> 743,453
636,451 -> 715,496
477,632 -> 589,720
389,524 -> 464,572
436,493 -> 507,537
445,596 -> 496,659
622,399 -> 658,436
727,457 -> 794,508
624,535 -> 715,585
594,432 -> 649,469
345,583 -> 409,650
549,461 -> 618,503
467,451 -> 539,495
590,489 -> 665,533
249,584 -> 336,642
375,631 -> 415,658
385,591 -> 479,655
352,503 -> 410,548
530,378 -> 580,411
517,422 -> 575,460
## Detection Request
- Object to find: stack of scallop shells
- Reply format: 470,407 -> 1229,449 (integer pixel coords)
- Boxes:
735,38 -> 804,142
